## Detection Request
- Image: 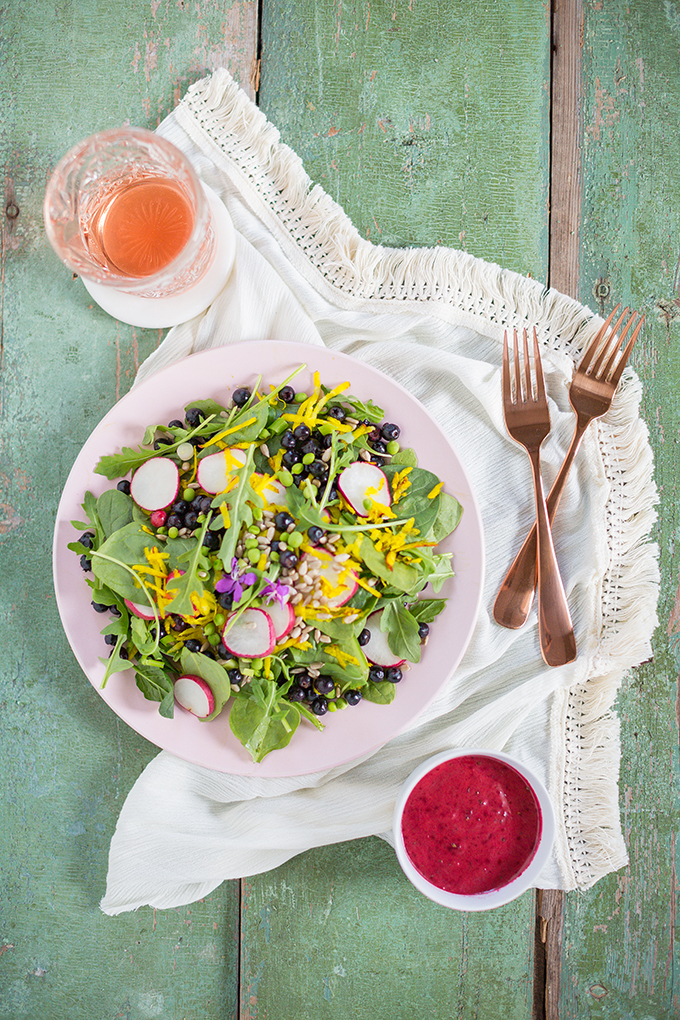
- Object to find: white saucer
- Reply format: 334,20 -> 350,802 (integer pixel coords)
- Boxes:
81,182 -> 235,329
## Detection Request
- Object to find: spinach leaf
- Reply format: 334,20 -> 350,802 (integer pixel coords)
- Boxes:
179,648 -> 232,721
428,491 -> 463,543
361,680 -> 397,705
96,488 -> 134,539
134,662 -> 175,718
91,523 -> 157,602
382,464 -> 441,536
184,398 -> 229,418
359,535 -> 421,594
229,678 -> 301,762
380,600 -> 421,663
389,447 -> 418,467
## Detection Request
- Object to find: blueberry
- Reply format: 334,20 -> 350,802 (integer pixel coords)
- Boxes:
232,387 -> 251,406
358,628 -> 370,646
184,638 -> 202,653
345,689 -> 362,706
314,675 -> 334,695
109,606 -> 122,618
307,525 -> 325,545
199,496 -> 213,514
281,429 -> 297,449
184,511 -> 199,530
202,531 -> 220,551
168,418 -> 184,429
311,696 -> 329,716
217,591 -> 234,610
228,669 -> 244,685
299,438 -> 318,456
119,646 -> 129,660
287,685 -> 307,702
370,440 -> 388,455
166,514 -> 183,530
79,554 -> 92,572
169,615 -> 186,632
328,406 -> 346,422
116,479 -> 131,495
91,601 -> 109,614
215,643 -> 229,659
385,667 -> 403,683
381,423 -> 401,441
293,424 -> 311,443
319,432 -> 333,449
279,549 -> 298,570
190,437 -> 203,448
418,622 -> 430,641
367,427 -> 382,443
154,437 -> 173,450
308,461 -> 328,481
79,532 -> 95,549
104,633 -> 117,646
275,511 -> 295,531
368,665 -> 386,683
296,673 -> 313,689
279,385 -> 296,403
281,449 -> 300,468
185,407 -> 205,427
172,500 -> 190,515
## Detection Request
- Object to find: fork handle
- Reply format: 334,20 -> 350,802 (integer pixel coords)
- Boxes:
527,448 -> 577,666
493,416 -> 588,630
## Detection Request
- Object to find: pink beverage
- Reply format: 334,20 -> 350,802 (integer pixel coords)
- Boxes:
400,754 -> 542,895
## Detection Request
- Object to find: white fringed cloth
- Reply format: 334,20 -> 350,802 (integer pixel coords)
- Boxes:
100,70 -> 659,914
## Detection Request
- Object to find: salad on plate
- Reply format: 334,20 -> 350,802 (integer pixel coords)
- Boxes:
68,366 -> 463,762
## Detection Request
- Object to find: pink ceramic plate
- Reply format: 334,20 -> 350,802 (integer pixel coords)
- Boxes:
53,341 -> 484,777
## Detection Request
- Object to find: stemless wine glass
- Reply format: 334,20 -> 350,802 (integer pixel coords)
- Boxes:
44,127 -> 216,299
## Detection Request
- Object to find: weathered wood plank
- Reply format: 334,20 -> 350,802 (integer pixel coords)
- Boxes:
556,1 -> 680,1016
0,2 -> 257,1016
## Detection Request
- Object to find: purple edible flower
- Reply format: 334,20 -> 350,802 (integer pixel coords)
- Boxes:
215,557 -> 258,604
261,580 -> 293,608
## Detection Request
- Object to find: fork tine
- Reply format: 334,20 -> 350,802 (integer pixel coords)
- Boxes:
513,329 -> 522,402
522,329 -> 532,400
585,305 -> 629,377
609,313 -> 645,387
599,311 -> 638,379
532,328 -> 546,402
577,304 -> 621,373
502,330 -> 511,405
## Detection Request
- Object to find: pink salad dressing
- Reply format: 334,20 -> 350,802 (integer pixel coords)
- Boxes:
401,755 -> 542,896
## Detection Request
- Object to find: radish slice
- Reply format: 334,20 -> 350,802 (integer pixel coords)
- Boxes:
337,461 -> 391,517
266,600 -> 295,640
130,457 -> 180,511
260,476 -> 287,506
124,597 -> 156,620
303,549 -> 358,608
222,608 -> 276,658
174,675 -> 215,718
363,610 -> 406,667
197,447 -> 247,495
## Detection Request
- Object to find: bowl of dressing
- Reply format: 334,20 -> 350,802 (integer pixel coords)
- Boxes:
393,748 -> 555,911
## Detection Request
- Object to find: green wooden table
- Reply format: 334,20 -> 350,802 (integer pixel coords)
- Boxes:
1,2 -> 677,1017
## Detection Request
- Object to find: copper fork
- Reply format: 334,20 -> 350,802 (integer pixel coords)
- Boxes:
494,306 -> 644,631
501,328 -> 576,666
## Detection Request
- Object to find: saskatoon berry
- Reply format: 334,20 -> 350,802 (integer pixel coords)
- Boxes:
287,685 -> 307,703
185,407 -> 205,427
202,531 -> 220,551
314,675 -> 335,695
381,423 -> 401,442
184,638 -> 202,653
368,665 -> 386,683
91,601 -> 109,614
279,385 -> 296,403
281,429 -> 297,449
328,405 -> 346,421
274,511 -> 295,531
418,622 -> 430,641
311,696 -> 329,716
118,646 -> 129,660
281,449 -> 300,469
168,418 -> 184,429
232,387 -> 251,406
228,669 -> 244,685
358,628 -> 371,646
304,686 -> 318,702
307,525 -> 325,545
319,432 -> 333,449
385,667 -> 403,683
116,479 -> 131,495
279,549 -> 298,570
299,438 -> 318,457
79,532 -> 95,549
293,423 -> 311,443
345,689 -> 362,706
367,427 -> 382,443
198,496 -> 212,514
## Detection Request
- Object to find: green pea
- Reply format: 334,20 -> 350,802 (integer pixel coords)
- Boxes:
247,547 -> 261,565
248,524 -> 260,534
214,613 -> 226,628
156,526 -> 168,535
327,701 -> 338,712
279,469 -> 293,487
294,392 -> 307,403
335,698 -> 348,710
167,526 -> 179,539
251,658 -> 263,671
386,440 -> 400,455
207,632 -> 221,647
291,462 -> 304,475
270,551 -> 280,562
287,531 -> 303,548
203,622 -> 216,636
363,498 -> 372,510
183,487 -> 195,502
252,506 -> 263,521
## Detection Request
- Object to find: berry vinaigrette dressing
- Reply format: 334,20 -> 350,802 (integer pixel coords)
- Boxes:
401,755 -> 542,895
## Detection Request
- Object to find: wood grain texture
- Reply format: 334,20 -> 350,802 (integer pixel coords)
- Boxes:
0,2 -> 257,1016
259,0 -> 551,278
557,1 -> 680,1016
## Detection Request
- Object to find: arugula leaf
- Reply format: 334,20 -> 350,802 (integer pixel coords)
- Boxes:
99,635 -> 131,687
130,615 -> 158,656
94,416 -> 216,480
165,515 -> 213,617
229,678 -> 301,762
407,598 -> 447,624
283,483 -> 327,530
342,395 -> 384,424
216,447 -> 259,569
134,662 -> 175,718
96,488 -> 134,539
379,600 -> 421,663
218,399 -> 270,446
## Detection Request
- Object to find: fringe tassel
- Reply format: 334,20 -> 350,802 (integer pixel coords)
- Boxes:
176,69 -> 660,891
